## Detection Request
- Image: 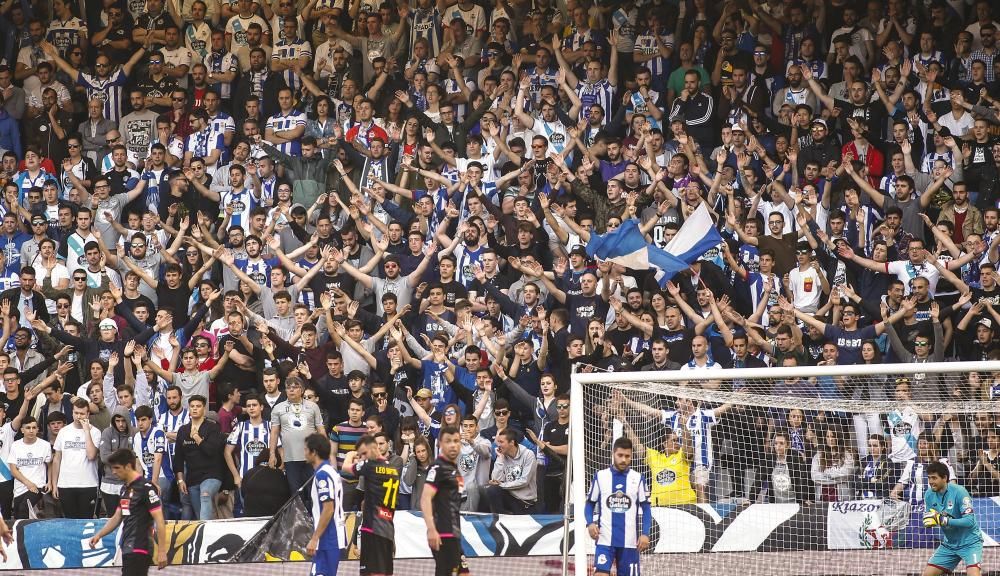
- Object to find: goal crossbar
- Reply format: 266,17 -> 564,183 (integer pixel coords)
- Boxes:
567,360 -> 1000,576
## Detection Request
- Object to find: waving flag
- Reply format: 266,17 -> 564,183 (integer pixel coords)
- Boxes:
585,203 -> 722,284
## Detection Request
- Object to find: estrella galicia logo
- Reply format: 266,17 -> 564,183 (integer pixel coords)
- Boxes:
605,490 -> 632,512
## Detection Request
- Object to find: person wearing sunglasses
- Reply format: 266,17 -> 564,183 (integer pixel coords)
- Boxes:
40,39 -> 146,125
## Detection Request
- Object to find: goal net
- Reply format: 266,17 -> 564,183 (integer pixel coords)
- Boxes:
568,361 -> 1000,576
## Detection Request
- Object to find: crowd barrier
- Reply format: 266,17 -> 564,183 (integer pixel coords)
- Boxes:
5,499 -> 1000,569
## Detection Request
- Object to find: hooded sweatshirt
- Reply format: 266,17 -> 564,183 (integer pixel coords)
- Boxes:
489,443 -> 538,504
99,408 -> 134,493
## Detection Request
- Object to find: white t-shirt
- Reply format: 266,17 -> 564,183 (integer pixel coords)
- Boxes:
789,266 -> 823,312
54,424 -> 102,488
8,438 -> 52,497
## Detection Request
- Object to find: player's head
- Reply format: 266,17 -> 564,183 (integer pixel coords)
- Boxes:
612,437 -> 633,472
438,425 -> 461,462
305,432 -> 332,463
926,461 -> 950,491
355,434 -> 377,460
108,448 -> 139,481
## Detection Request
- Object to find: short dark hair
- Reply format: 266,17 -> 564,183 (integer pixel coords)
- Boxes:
305,432 -> 331,459
613,436 -> 633,452
927,460 -> 950,480
108,448 -> 138,468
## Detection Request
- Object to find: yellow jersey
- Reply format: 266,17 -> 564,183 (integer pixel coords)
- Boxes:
647,447 -> 697,506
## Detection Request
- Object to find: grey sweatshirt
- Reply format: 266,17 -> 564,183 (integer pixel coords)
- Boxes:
490,444 -> 538,504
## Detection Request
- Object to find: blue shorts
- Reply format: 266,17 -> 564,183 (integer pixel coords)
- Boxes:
594,545 -> 640,575
310,548 -> 340,576
928,544 -> 983,572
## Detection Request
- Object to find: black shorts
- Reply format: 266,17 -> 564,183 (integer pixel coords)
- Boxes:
122,552 -> 151,576
432,537 -> 469,576
360,532 -> 394,575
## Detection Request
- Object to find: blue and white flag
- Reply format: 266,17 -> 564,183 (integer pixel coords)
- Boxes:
586,203 -> 722,284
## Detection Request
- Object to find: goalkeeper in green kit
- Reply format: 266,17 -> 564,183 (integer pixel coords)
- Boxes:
922,461 -> 983,576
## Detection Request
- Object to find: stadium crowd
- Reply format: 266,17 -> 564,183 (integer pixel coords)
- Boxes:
0,0 -> 994,529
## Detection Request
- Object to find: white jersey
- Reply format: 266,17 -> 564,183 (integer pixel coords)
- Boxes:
886,406 -> 921,463
587,466 -> 648,548
662,408 -> 718,469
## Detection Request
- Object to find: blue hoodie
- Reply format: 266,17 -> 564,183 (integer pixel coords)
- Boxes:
0,109 -> 21,160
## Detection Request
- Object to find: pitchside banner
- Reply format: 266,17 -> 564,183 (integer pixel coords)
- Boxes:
7,500 -> 1000,568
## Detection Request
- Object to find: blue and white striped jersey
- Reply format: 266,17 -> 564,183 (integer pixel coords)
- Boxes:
132,427 -> 167,480
265,110 -> 307,155
662,408 -> 719,468
575,79 -> 615,125
586,466 -> 650,548
227,420 -> 273,478
311,462 -> 347,550
272,40 -> 312,92
155,407 -> 190,479
78,68 -> 129,124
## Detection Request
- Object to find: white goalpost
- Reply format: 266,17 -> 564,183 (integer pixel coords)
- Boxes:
568,361 -> 1000,576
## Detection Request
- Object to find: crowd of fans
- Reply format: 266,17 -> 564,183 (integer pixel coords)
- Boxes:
0,0 -> 994,525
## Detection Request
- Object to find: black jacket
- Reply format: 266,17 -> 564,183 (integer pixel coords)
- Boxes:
173,418 -> 226,486
754,451 -> 811,504
0,287 -> 50,323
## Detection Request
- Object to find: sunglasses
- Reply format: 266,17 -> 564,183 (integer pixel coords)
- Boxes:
148,60 -> 162,65
67,144 -> 80,148
56,303 -> 69,309
106,137 -> 120,143
914,341 -> 930,346
494,409 -> 509,416
556,404 -> 569,409
31,221 -> 46,226
373,392 -> 387,398
73,276 -> 87,281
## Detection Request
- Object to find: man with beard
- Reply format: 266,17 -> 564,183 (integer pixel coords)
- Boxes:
15,19 -> 54,84
668,69 -> 716,146
69,175 -> 145,253
261,137 -> 331,209
335,238 -> 437,316
233,47 -> 285,119
804,65 -> 887,144
121,91 -> 159,167
437,217 -> 487,290
203,90 -> 234,165
204,30 -> 239,107
182,109 -> 224,174
138,52 -> 177,114
189,162 -> 260,231
101,142 -> 139,197
42,42 -> 145,124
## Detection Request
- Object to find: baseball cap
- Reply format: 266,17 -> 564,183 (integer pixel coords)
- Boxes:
731,124 -> 744,132
569,245 -> 587,257
979,318 -> 994,330
811,118 -> 828,129
414,388 -> 433,399
99,318 -> 118,331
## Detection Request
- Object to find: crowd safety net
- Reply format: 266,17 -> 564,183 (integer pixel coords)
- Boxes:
569,361 -> 1000,576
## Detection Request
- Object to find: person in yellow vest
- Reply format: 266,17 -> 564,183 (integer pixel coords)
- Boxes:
627,426 -> 697,506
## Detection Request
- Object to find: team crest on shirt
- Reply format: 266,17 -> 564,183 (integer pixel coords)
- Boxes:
963,496 -> 973,515
656,469 -> 676,485
606,490 -> 632,512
